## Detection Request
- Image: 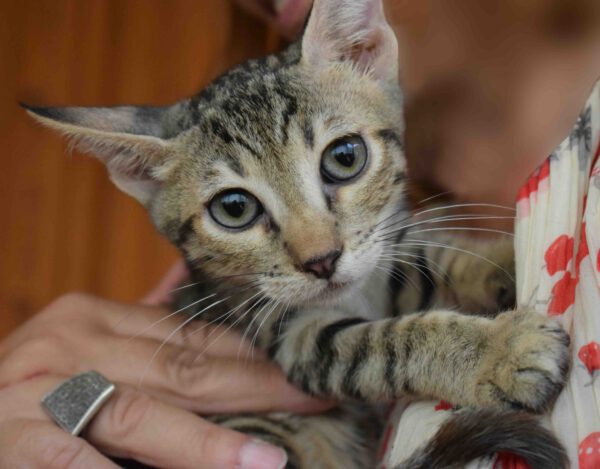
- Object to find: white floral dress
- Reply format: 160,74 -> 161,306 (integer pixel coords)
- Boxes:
380,83 -> 600,469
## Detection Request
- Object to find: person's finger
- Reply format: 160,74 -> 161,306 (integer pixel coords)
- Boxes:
43,291 -> 254,359
97,337 -> 333,414
49,281 -> 264,360
140,260 -> 189,306
114,308 -> 265,359
0,376 -> 287,469
86,385 -> 288,469
0,419 -> 119,469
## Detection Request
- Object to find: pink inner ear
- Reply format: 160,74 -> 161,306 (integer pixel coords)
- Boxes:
119,161 -> 154,180
352,31 -> 384,73
347,27 -> 398,82
303,0 -> 398,82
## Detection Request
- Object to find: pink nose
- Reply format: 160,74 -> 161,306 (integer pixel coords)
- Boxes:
301,250 -> 342,279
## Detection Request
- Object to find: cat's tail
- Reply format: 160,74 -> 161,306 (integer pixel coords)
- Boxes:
395,409 -> 568,469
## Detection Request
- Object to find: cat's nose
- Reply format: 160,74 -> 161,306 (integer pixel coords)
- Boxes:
301,249 -> 342,280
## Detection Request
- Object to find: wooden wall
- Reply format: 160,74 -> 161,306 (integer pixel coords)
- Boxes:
0,0 -> 280,337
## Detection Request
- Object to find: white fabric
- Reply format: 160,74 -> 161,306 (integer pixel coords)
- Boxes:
380,83 -> 600,469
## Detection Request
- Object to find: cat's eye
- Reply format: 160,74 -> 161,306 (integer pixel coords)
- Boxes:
209,190 -> 263,230
321,135 -> 368,183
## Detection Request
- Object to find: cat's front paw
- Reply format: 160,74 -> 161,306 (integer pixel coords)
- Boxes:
474,309 -> 570,412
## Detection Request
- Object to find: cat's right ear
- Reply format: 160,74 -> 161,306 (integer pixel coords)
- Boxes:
24,104 -> 180,205
301,0 -> 398,84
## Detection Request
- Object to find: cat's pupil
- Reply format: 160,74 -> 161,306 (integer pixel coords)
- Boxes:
222,194 -> 247,218
334,144 -> 356,167
320,135 -> 367,183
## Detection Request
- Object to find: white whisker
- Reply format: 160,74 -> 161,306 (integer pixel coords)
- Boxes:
375,215 -> 515,241
241,298 -> 275,363
380,248 -> 452,288
170,272 -> 265,293
236,296 -> 271,361
388,239 -> 514,281
136,296 -> 232,390
406,227 -> 514,238
189,290 -> 264,359
248,298 -> 281,362
123,293 -> 218,342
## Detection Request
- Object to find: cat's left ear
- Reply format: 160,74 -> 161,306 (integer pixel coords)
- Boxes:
24,104 -> 179,205
301,0 -> 398,84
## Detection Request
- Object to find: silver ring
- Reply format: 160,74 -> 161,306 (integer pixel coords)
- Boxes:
41,371 -> 115,436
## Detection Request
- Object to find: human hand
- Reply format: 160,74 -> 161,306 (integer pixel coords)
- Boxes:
0,262 -> 332,468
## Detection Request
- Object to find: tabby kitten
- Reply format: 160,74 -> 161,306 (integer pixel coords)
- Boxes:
27,0 -> 570,467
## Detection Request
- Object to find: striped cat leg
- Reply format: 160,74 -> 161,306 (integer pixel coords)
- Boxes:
212,406 -> 380,469
266,307 -> 569,411
391,235 -> 516,315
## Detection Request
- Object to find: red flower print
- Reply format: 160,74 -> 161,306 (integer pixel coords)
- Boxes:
597,249 -> 600,273
494,452 -> 530,469
579,432 -> 600,469
434,400 -> 454,411
545,235 -> 574,276
516,159 -> 550,203
578,342 -> 600,375
548,272 -> 577,315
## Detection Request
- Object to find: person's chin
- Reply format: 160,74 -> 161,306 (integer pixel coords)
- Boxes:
274,0 -> 313,36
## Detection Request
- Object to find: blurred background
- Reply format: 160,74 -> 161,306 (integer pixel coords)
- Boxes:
0,0 -> 282,337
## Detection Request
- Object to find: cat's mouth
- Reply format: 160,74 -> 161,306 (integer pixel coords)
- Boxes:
304,279 -> 354,304
327,281 -> 351,291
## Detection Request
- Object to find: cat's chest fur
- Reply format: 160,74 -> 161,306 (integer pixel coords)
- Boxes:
334,266 -> 394,320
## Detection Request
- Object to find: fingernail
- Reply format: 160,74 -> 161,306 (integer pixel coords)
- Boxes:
238,439 -> 288,469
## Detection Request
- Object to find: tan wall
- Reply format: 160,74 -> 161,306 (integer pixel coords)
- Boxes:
0,0 -> 279,337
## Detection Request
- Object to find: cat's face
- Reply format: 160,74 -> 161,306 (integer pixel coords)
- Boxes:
163,62 -> 405,305
27,0 -> 405,306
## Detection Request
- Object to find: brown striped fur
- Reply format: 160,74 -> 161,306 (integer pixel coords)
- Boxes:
27,0 -> 569,467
